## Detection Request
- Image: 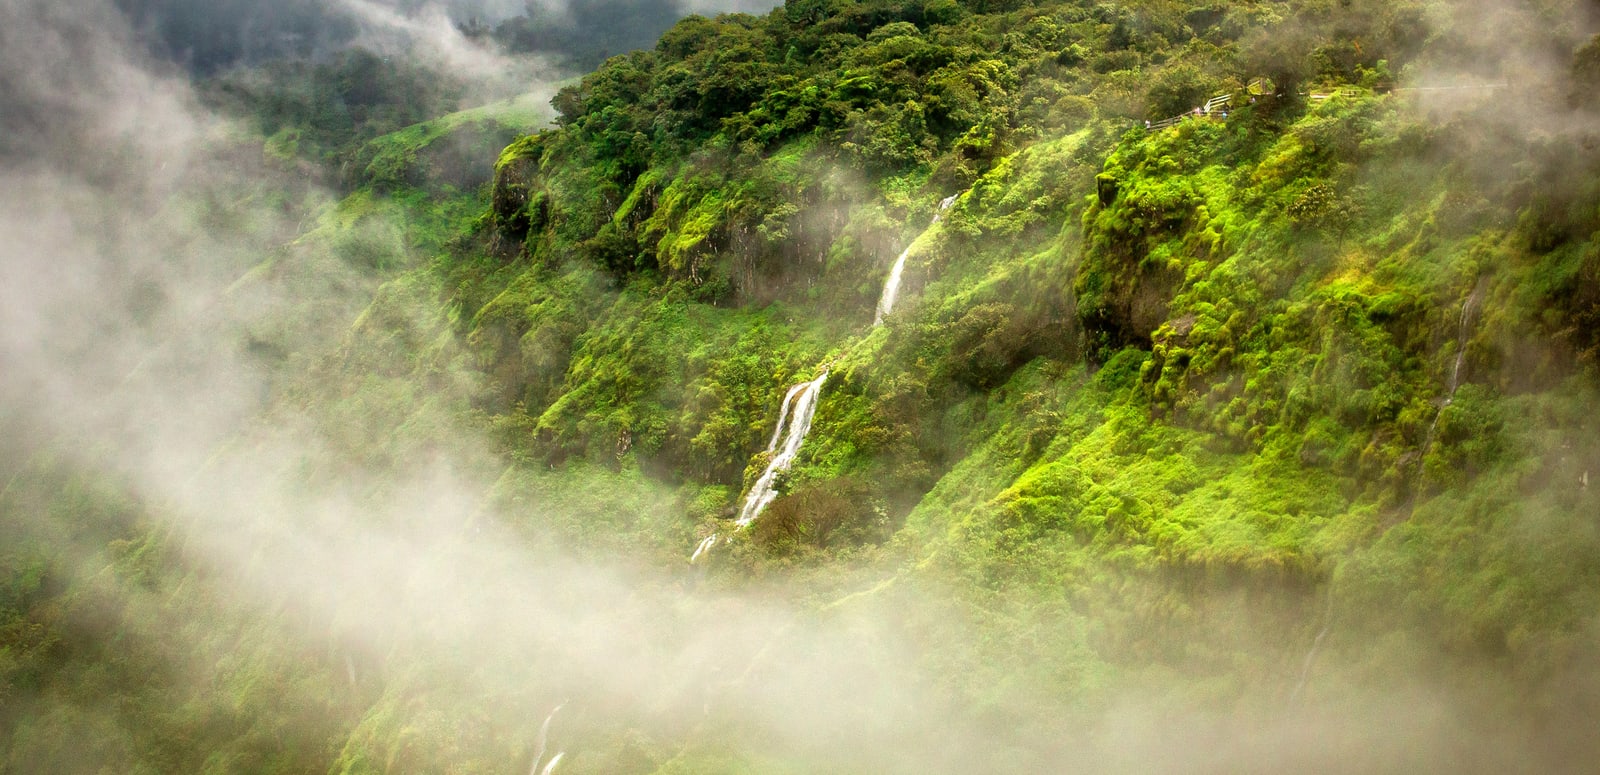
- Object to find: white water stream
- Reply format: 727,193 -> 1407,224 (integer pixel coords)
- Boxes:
1411,283 -> 1484,509
540,752 -> 565,775
528,703 -> 565,775
691,194 -> 959,560
690,534 -> 719,562
1294,283 -> 1485,702
736,371 -> 829,526
1287,583 -> 1336,707
874,194 -> 958,325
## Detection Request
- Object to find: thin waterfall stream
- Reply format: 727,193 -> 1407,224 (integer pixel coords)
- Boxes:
736,371 -> 829,527
539,752 -> 565,775
528,702 -> 565,775
1408,281 -> 1485,514
875,193 -> 958,325
1287,580 -> 1337,707
691,194 -> 958,561
1293,281 -> 1486,703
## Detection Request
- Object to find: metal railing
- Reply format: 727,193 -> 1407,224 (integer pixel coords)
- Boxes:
1141,79 -> 1274,133
1306,88 -> 1362,101
1144,90 -> 1235,133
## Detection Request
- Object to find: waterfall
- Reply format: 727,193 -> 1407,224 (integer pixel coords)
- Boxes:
736,371 -> 828,526
690,371 -> 828,560
528,703 -> 565,775
873,248 -> 913,326
540,752 -> 565,775
1287,582 -> 1337,707
690,534 -> 719,562
691,193 -> 958,560
764,380 -> 810,451
1294,285 -> 1483,702
874,194 -> 959,325
1410,283 -> 1484,511
1444,286 -> 1480,396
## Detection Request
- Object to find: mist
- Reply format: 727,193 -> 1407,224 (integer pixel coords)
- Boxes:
0,0 -> 984,768
4,0 -> 1600,772
0,0 -> 959,767
113,0 -> 781,75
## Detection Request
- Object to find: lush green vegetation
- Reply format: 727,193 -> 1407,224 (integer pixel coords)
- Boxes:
7,0 -> 1600,771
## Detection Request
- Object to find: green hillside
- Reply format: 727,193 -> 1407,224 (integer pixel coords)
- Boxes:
5,0 -> 1600,772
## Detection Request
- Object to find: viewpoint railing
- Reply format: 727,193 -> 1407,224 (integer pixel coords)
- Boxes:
1306,87 -> 1362,102
1143,78 -> 1269,133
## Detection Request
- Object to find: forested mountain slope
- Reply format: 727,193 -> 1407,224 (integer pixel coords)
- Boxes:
5,0 -> 1600,772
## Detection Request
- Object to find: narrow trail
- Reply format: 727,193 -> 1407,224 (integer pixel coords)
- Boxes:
690,194 -> 959,562
1144,79 -> 1505,134
1144,78 -> 1269,131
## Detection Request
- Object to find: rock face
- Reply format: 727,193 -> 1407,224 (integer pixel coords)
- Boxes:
1096,173 -> 1119,207
1076,255 -> 1183,357
489,144 -> 545,257
1077,162 -> 1203,361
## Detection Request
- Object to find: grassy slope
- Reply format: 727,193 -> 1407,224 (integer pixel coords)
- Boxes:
891,91 -> 1600,727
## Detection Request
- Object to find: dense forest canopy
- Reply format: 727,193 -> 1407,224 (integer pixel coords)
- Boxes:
3,0 -> 1600,771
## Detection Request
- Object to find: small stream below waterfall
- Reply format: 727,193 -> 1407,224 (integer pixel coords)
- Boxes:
539,752 -> 565,775
691,194 -> 959,561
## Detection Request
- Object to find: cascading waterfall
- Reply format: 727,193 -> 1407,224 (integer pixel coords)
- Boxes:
765,380 -> 809,450
691,194 -> 958,561
736,371 -> 828,526
690,534 -> 719,562
1446,298 -> 1475,393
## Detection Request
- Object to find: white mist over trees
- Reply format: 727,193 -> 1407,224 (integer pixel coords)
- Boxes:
113,0 -> 779,73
